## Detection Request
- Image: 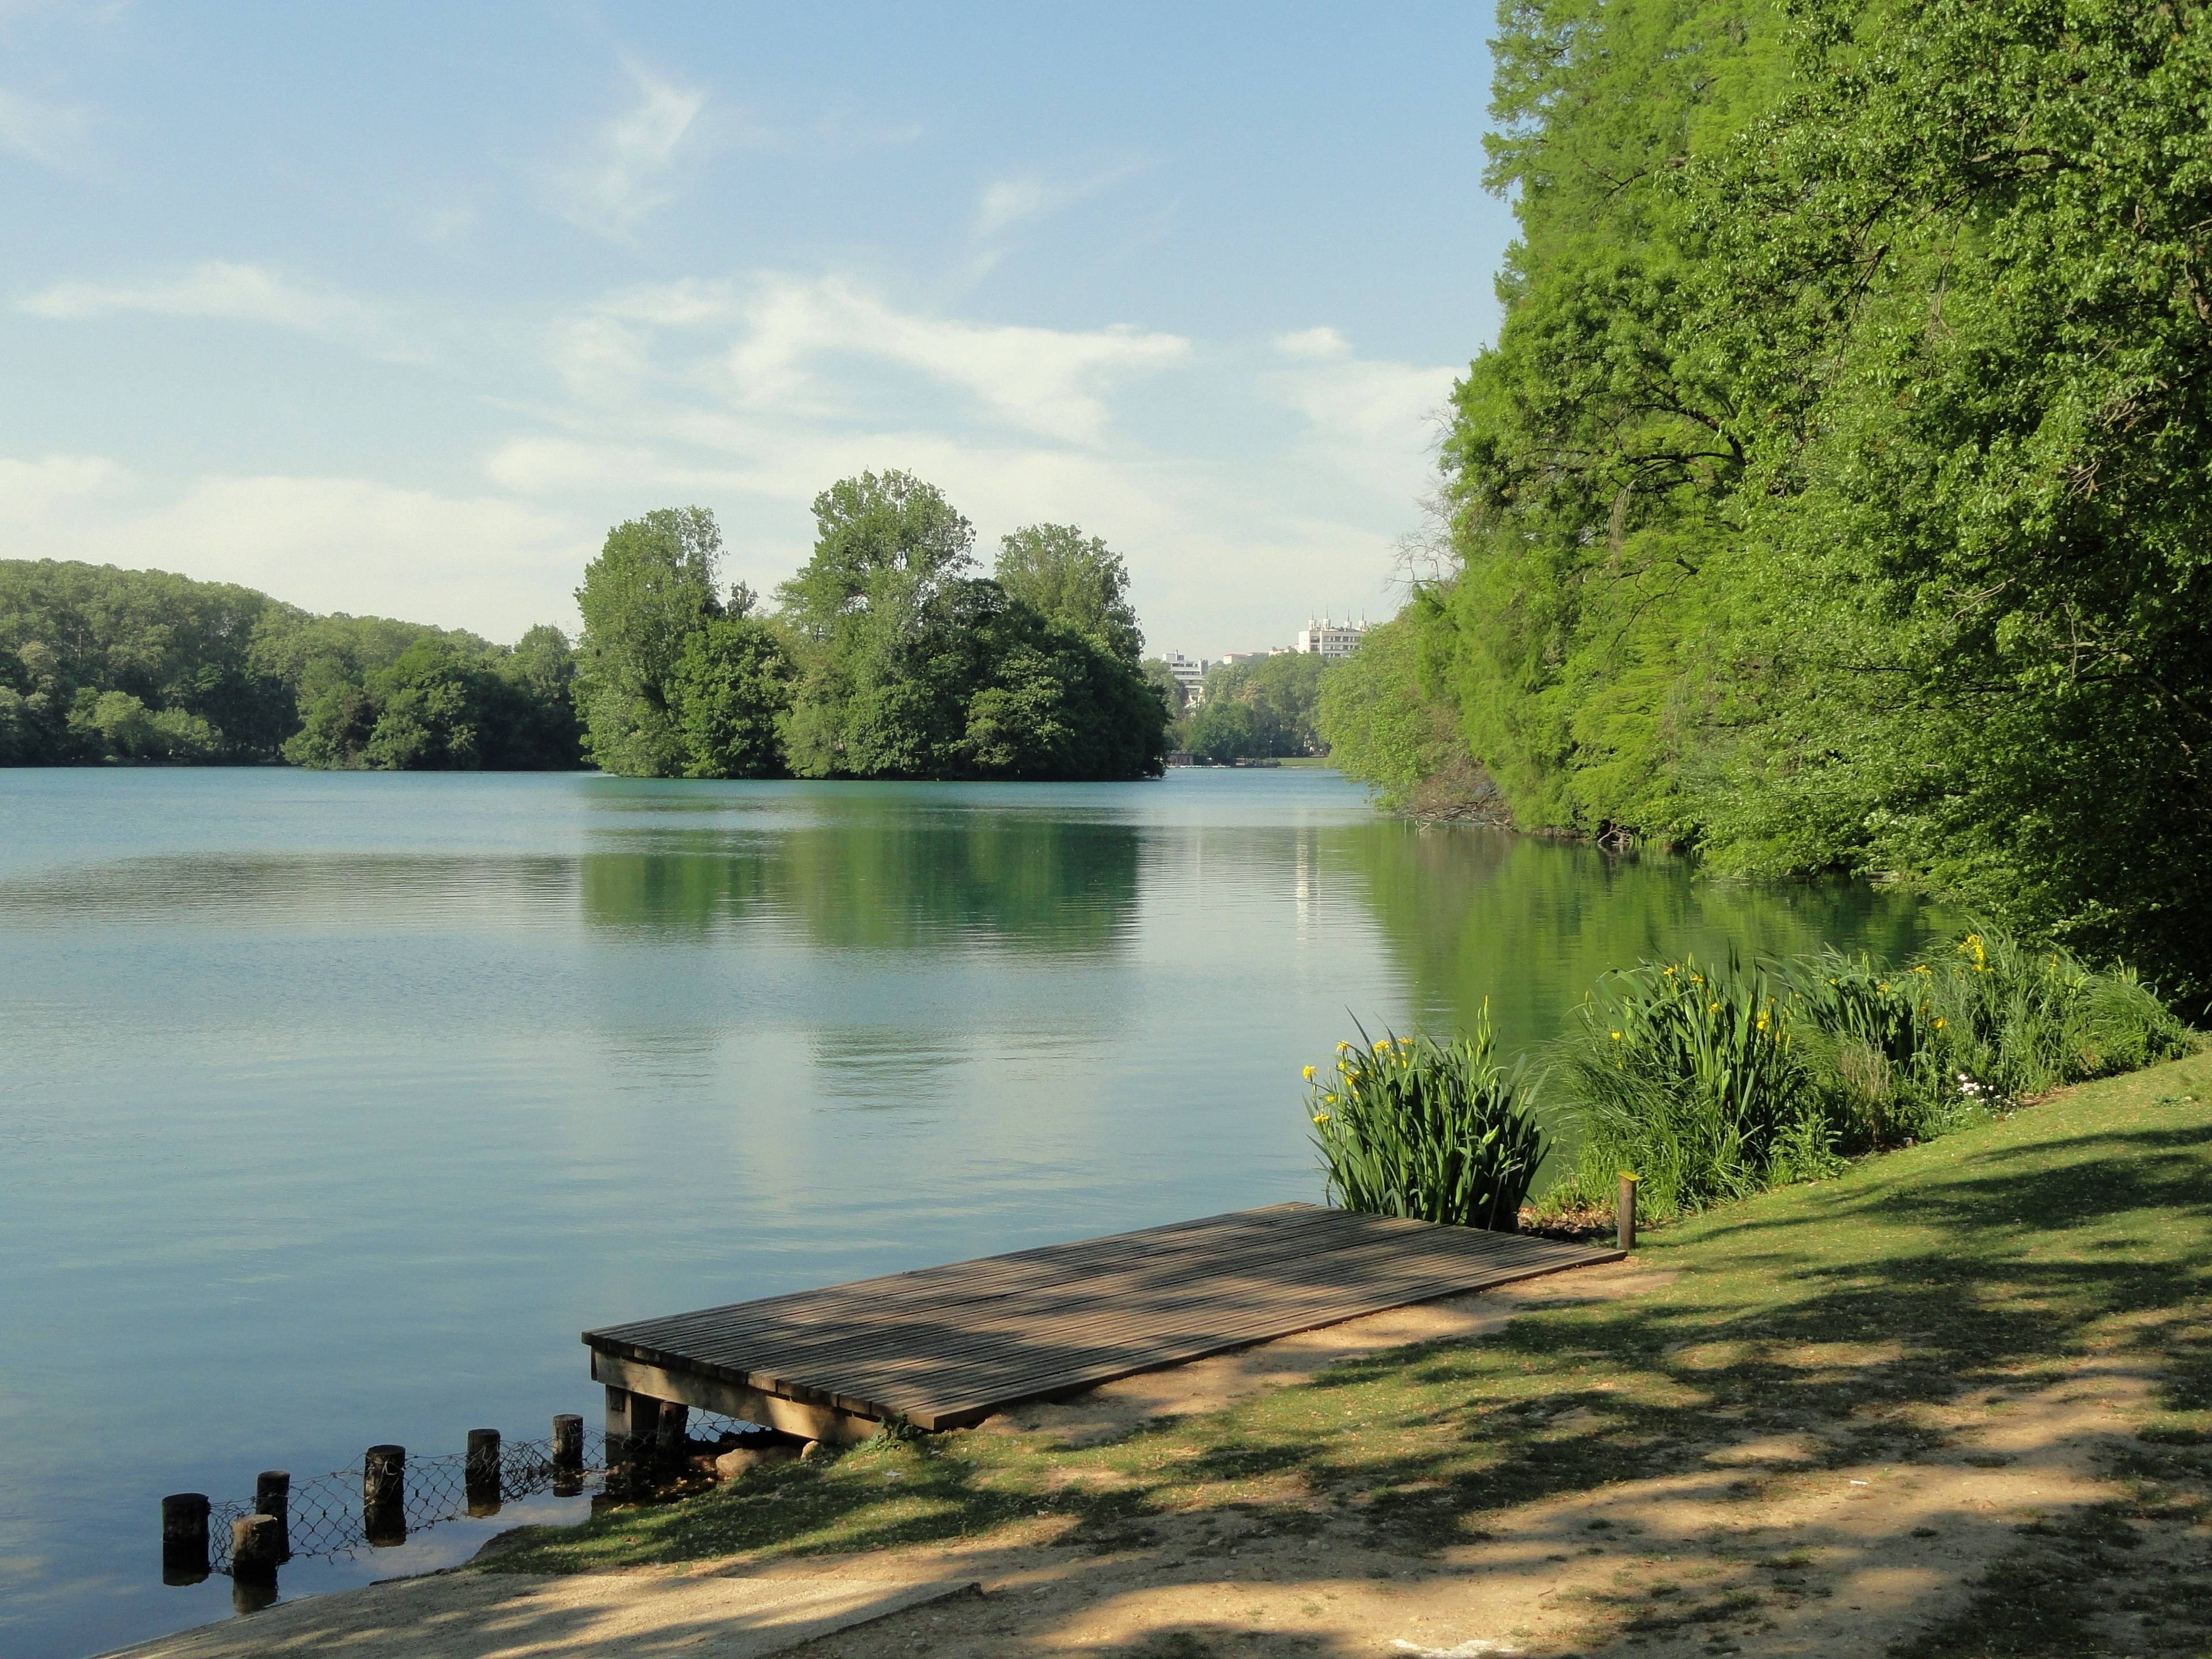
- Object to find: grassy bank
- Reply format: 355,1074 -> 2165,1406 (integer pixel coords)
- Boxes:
490,1052 -> 2212,1652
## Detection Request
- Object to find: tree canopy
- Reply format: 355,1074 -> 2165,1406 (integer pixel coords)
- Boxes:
0,559 -> 582,770
1187,653 -> 1331,762
993,523 -> 1144,664
573,476 -> 1168,783
1325,0 -> 2212,1004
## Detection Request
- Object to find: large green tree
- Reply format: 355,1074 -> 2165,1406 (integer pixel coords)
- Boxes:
993,524 -> 1144,664
1353,0 -> 2212,1002
671,605 -> 793,779
574,507 -> 726,776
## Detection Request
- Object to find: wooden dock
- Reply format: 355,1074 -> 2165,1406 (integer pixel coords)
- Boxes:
584,1203 -> 1623,1449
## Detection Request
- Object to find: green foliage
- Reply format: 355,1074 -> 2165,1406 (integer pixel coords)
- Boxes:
574,507 -> 727,777
1185,698 -> 1262,764
1139,657 -> 1185,720
671,615 -> 792,779
1550,929 -> 2198,1219
281,627 -> 585,771
774,476 -> 1165,781
0,558 -> 298,762
1197,653 -> 1330,759
1391,0 -> 2212,1005
1551,956 -> 1828,1220
993,523 -> 1143,664
1319,616 -> 1505,819
775,470 -> 975,641
1308,1012 -> 1548,1232
0,558 -> 579,769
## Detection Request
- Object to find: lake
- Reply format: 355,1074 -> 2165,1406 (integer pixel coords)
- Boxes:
0,767 -> 1937,1657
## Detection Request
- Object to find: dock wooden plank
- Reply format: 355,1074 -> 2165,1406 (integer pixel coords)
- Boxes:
584,1203 -> 1622,1431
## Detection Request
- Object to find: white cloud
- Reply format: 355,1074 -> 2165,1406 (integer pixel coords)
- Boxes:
20,260 -> 382,335
551,60 -> 705,241
0,85 -> 93,171
472,283 -> 1422,652
1273,325 -> 1351,361
1266,329 -> 1457,498
973,162 -> 1140,240
594,278 -> 734,327
0,459 -> 592,640
0,451 -> 123,512
726,275 -> 1188,443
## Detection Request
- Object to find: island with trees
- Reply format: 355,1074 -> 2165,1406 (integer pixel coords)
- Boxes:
0,468 -> 1168,783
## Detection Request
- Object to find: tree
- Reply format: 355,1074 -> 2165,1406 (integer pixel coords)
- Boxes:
1187,699 -> 1262,764
1140,657 -> 1185,718
492,625 -> 586,770
672,615 -> 793,778
574,507 -> 725,776
776,471 -> 975,638
994,524 -> 1143,664
777,473 -> 978,777
1201,653 -> 1330,756
1399,0 -> 2212,1002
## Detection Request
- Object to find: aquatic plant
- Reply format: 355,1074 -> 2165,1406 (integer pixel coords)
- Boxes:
1308,1010 -> 1546,1232
1547,956 -> 1830,1221
1550,929 -> 2198,1223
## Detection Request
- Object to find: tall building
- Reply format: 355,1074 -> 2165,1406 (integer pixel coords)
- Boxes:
1160,650 -> 1208,705
1296,617 -> 1367,660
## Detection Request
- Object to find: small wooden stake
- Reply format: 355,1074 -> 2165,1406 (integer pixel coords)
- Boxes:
161,1493 -> 210,1584
254,1471 -> 291,1562
551,1413 -> 584,1495
466,1428 -> 502,1517
363,1444 -> 407,1547
1618,1172 -> 1640,1252
230,1514 -> 281,1584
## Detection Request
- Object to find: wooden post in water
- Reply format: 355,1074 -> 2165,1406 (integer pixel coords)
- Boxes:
363,1444 -> 407,1547
1617,1173 -> 1639,1252
465,1429 -> 502,1517
161,1493 -> 210,1584
230,1514 -> 281,1584
254,1471 -> 291,1562
551,1413 -> 584,1496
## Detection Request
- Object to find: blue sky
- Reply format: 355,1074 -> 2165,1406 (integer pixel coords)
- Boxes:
1,2 -> 1516,657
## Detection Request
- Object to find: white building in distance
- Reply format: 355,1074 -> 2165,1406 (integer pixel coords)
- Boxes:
1160,651 -> 1208,704
1296,617 -> 1368,660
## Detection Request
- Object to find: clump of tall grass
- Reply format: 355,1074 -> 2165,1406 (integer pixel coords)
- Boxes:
1308,1010 -> 1546,1232
1547,927 -> 2196,1223
1546,956 -> 1836,1221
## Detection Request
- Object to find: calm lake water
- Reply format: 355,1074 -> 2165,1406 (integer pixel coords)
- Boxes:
0,767 -> 1937,1657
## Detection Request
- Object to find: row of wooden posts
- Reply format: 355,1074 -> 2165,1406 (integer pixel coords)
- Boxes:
159,1413 -> 589,1586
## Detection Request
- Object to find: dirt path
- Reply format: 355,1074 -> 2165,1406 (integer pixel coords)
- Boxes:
779,1349 -> 2168,1657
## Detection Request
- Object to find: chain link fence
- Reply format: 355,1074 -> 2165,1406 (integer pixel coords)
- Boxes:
202,1410 -> 766,1573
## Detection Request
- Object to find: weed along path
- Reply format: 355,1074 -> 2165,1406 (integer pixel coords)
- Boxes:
114,1052 -> 2212,1658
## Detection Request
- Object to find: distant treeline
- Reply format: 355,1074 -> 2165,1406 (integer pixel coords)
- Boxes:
1149,654 -> 1331,764
573,472 -> 1166,781
0,560 -> 584,768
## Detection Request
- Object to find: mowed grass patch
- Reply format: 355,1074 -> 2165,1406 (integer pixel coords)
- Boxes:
487,1051 -> 2212,1653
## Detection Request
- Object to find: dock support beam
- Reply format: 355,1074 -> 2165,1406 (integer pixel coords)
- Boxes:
604,1385 -> 661,1497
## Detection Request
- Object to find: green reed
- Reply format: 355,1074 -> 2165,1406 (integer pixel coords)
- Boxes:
1546,929 -> 2198,1223
1308,1009 -> 1546,1232
1547,955 -> 1827,1221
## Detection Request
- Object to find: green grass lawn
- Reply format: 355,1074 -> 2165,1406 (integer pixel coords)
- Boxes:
488,1051 -> 2212,1652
